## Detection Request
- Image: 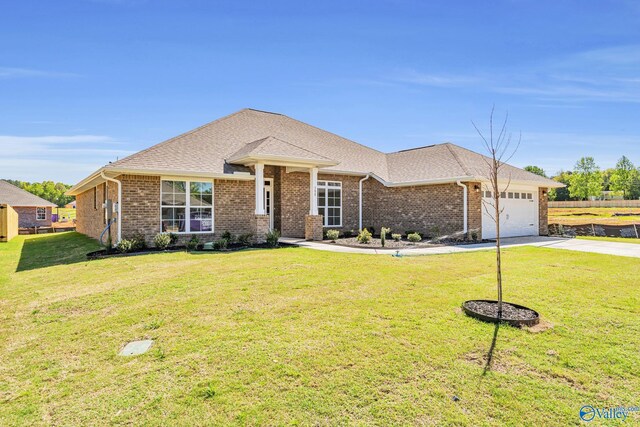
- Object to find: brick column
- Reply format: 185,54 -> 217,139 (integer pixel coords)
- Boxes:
254,214 -> 271,243
305,214 -> 323,241
539,187 -> 549,236
466,181 -> 482,241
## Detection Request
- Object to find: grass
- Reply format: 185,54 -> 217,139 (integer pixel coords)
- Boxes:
577,236 -> 640,244
1,233 -> 639,426
549,207 -> 640,225
51,207 -> 76,222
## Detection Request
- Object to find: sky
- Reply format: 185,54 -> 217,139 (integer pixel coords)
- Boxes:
1,0 -> 639,183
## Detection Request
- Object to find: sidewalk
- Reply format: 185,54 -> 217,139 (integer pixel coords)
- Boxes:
279,236 -> 640,258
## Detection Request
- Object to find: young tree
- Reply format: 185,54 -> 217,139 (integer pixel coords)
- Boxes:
568,157 -> 603,200
610,156 -> 638,199
524,165 -> 546,177
549,171 -> 572,201
472,108 -> 520,318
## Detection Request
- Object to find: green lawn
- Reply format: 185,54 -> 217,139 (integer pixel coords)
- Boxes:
1,233 -> 639,426
577,236 -> 640,244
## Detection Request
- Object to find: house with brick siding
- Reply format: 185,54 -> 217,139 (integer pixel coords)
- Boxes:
0,180 -> 56,228
68,109 -> 562,245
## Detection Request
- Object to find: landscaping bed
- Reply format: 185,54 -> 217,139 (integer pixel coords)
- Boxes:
463,300 -> 540,327
324,236 -> 490,249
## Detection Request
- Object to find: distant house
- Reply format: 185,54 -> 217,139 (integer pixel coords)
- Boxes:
65,200 -> 76,209
0,180 -> 56,227
68,109 -> 562,244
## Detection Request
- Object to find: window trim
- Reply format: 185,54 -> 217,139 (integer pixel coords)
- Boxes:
317,180 -> 342,228
36,207 -> 46,221
160,179 -> 215,234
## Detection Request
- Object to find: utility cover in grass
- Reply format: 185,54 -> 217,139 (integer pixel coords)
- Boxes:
119,340 -> 153,356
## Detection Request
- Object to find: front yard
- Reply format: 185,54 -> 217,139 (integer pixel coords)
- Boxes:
1,233 -> 639,425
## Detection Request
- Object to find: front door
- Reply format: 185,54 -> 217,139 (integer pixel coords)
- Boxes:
264,178 -> 274,230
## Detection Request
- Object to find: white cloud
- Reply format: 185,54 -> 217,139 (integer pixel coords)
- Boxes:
0,67 -> 80,79
0,135 -> 114,144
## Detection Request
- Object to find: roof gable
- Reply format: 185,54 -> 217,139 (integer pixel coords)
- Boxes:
0,180 -> 57,207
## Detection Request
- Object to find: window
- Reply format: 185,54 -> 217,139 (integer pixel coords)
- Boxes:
500,192 -> 506,198
508,192 -> 514,199
317,180 -> 342,227
36,207 -> 46,221
514,192 -> 520,199
161,180 -> 213,233
484,190 -> 492,198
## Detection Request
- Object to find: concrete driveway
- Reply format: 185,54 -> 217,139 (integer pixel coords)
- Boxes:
279,236 -> 640,258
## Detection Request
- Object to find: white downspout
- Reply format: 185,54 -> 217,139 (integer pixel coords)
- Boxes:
456,181 -> 468,235
101,172 -> 122,242
359,174 -> 370,231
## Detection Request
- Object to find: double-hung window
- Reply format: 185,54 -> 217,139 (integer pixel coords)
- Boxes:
317,180 -> 342,227
36,207 -> 46,220
161,180 -> 213,233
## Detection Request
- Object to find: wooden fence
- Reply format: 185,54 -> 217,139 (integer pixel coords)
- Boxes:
0,204 -> 19,242
549,200 -> 640,208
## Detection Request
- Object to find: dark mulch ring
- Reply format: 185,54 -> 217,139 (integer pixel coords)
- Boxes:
463,299 -> 540,327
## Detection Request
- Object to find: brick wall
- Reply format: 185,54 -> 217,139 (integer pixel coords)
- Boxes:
214,179 -> 255,236
466,181 -> 482,240
539,187 -> 549,235
76,183 -> 115,241
14,206 -> 52,228
280,171 -> 309,238
362,179 -> 465,238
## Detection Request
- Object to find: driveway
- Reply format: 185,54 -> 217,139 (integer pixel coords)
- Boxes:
279,236 -> 640,258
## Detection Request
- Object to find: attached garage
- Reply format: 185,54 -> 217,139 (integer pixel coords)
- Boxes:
481,185 -> 539,239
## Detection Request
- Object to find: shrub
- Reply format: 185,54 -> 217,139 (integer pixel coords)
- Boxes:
265,229 -> 281,247
407,232 -> 422,243
343,229 -> 356,238
380,227 -> 391,247
130,231 -> 147,251
115,239 -> 133,253
366,226 -> 376,236
213,238 -> 229,250
470,231 -> 478,242
357,228 -> 372,244
392,233 -> 402,242
238,233 -> 253,246
326,229 -> 340,242
154,232 -> 172,250
221,231 -> 235,243
168,233 -> 178,246
187,235 -> 201,251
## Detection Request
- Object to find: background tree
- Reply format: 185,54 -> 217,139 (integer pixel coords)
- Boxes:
568,157 -> 603,200
2,179 -> 74,207
472,108 -> 520,318
548,171 -> 572,201
524,165 -> 546,177
610,156 -> 638,199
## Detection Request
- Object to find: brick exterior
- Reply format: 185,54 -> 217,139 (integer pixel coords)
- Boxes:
467,182 -> 482,240
253,214 -> 271,243
362,179 -> 467,238
539,187 -> 549,236
305,215 -> 323,240
14,206 -> 53,228
74,170 -> 548,244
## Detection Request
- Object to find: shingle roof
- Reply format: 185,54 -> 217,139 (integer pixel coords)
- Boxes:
0,180 -> 57,207
96,108 -> 559,187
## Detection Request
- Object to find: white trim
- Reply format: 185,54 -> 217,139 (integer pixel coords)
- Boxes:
310,167 -> 318,215
317,180 -> 342,227
358,174 -> 370,231
456,181 -> 468,234
264,178 -> 274,230
160,179 -> 215,234
227,154 -> 338,168
255,163 -> 265,215
36,207 -> 47,221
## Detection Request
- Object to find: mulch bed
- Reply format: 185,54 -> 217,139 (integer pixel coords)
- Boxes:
325,237 -> 490,249
463,300 -> 540,327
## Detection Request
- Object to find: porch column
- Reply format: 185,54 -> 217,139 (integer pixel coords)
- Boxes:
309,167 -> 318,215
255,163 -> 265,215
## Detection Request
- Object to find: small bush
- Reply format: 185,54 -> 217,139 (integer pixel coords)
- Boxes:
326,229 -> 340,242
130,231 -> 147,251
343,229 -> 356,238
407,232 -> 422,243
221,231 -> 235,243
115,239 -> 133,253
238,233 -> 253,246
168,233 -> 178,246
392,233 -> 402,242
265,229 -> 281,247
213,238 -> 229,251
470,231 -> 478,242
380,227 -> 391,247
187,235 -> 201,251
357,228 -> 372,244
366,226 -> 376,237
154,233 -> 172,250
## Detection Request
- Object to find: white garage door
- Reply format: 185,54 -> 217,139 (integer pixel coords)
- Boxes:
481,186 -> 539,239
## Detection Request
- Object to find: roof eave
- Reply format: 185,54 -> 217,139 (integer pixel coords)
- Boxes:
227,154 -> 339,168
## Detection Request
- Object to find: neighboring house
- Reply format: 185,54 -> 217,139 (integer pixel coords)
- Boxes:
0,180 -> 56,228
65,200 -> 77,209
68,109 -> 563,244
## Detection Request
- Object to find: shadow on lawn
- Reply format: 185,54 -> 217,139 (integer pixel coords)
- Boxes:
482,322 -> 500,375
16,232 -> 100,272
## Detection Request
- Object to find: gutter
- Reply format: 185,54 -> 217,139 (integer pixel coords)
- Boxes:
359,174 -> 370,230
100,172 -> 122,243
456,181 -> 468,235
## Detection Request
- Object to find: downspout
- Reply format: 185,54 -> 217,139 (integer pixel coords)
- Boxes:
359,174 -> 370,231
101,172 -> 122,243
456,181 -> 468,235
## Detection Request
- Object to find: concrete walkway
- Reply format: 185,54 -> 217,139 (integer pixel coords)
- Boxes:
279,236 -> 640,258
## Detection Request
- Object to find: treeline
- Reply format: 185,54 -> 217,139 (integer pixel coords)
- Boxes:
525,155 -> 640,201
3,179 -> 74,207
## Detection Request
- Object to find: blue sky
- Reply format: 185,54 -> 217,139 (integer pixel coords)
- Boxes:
1,0 -> 639,183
